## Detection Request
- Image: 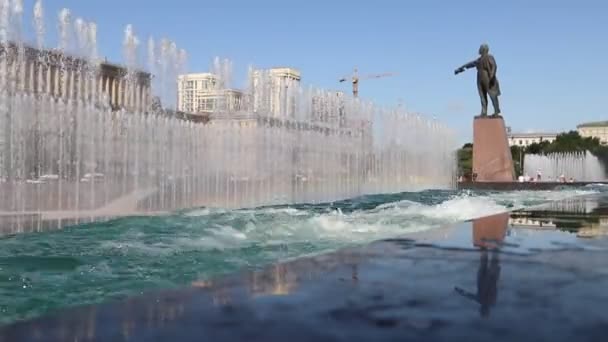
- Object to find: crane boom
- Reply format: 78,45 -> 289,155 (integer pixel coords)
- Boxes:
338,68 -> 396,98
359,72 -> 396,80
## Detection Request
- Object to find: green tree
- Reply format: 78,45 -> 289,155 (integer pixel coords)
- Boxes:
544,131 -> 599,153
457,143 -> 473,178
526,140 -> 551,154
510,145 -> 524,177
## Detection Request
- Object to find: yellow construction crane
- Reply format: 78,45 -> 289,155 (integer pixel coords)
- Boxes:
339,68 -> 396,98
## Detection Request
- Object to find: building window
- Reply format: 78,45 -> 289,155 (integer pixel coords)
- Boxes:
519,140 -> 523,145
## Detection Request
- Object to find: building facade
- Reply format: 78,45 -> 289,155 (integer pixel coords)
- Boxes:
269,67 -> 301,117
0,42 -> 152,112
178,68 -> 301,118
177,73 -> 244,114
251,67 -> 301,117
508,132 -> 557,147
577,121 -> 608,145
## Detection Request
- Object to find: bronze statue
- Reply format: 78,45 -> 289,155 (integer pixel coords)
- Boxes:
455,44 -> 501,117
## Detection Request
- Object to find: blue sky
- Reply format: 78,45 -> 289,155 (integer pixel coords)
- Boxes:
24,0 -> 608,143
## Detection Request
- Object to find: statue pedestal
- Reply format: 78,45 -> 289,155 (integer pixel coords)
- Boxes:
472,116 -> 515,182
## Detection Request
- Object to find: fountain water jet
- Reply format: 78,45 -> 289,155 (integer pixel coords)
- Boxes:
524,151 -> 606,182
0,1 -> 458,234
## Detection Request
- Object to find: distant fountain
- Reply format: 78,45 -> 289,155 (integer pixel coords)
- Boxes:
524,151 -> 606,182
0,0 -> 458,232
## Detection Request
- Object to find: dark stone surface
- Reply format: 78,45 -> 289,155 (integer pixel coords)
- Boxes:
2,194 -> 608,341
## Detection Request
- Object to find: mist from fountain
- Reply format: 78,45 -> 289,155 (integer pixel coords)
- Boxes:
0,0 -> 458,232
524,151 -> 606,182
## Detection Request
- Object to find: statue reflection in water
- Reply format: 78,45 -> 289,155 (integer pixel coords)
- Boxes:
455,213 -> 508,317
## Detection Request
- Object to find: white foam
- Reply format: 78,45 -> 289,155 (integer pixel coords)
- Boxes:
409,196 -> 509,221
114,189 -> 601,255
239,207 -> 309,216
184,208 -> 224,217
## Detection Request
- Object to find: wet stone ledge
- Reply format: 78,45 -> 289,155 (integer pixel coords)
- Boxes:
1,194 -> 608,341
458,181 -> 600,191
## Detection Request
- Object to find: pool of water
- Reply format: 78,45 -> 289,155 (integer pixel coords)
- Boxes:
0,187 -> 600,325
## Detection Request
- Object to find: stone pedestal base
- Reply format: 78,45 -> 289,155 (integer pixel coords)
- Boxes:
473,116 -> 515,182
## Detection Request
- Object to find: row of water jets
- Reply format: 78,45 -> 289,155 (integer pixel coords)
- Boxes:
0,0 -> 458,231
524,151 -> 606,182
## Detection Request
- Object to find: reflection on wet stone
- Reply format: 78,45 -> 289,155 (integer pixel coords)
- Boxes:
455,251 -> 500,317
454,213 -> 507,317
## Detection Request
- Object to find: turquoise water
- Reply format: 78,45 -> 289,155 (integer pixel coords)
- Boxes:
0,188 -> 599,325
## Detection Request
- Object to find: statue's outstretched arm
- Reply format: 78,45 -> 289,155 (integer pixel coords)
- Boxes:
455,59 -> 477,75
